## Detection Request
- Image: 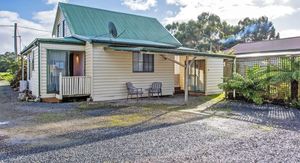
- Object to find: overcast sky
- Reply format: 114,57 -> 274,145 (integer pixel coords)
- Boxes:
1,0 -> 300,53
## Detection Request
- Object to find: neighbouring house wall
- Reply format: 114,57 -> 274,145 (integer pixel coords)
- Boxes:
53,8 -> 71,37
178,56 -> 224,95
205,57 -> 224,95
39,43 -> 85,98
90,44 -> 175,101
27,46 -> 39,97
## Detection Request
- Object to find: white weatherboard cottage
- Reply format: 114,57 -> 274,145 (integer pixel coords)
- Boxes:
21,3 -> 234,102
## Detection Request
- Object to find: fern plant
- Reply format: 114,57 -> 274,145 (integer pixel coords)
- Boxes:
267,57 -> 300,101
219,65 -> 269,104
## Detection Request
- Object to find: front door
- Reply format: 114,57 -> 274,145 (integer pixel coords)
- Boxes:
189,60 -> 205,92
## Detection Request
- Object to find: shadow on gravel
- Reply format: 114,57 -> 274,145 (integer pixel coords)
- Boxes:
0,111 -> 214,160
212,101 -> 300,132
0,82 -> 18,104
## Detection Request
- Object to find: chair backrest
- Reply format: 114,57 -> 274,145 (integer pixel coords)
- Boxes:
126,82 -> 135,91
151,82 -> 162,89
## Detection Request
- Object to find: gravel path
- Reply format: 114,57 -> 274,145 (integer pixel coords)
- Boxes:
0,80 -> 300,162
2,116 -> 300,162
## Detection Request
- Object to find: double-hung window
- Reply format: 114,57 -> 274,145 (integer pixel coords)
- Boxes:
62,20 -> 65,37
32,51 -> 35,71
28,51 -> 35,80
133,52 -> 154,72
57,24 -> 60,37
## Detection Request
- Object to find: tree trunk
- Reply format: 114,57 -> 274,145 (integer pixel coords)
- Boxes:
291,80 -> 298,101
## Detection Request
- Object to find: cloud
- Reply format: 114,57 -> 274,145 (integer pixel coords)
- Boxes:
0,0 -> 68,53
166,10 -> 174,16
0,11 -> 51,54
47,0 -> 68,5
280,29 -> 300,38
164,0 -> 297,25
33,9 -> 57,27
122,0 -> 157,11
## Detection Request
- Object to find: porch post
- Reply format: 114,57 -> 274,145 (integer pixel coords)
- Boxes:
58,72 -> 63,100
21,55 -> 24,80
233,58 -> 237,99
185,55 -> 189,103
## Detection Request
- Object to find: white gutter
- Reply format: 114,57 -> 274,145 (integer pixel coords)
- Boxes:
236,51 -> 300,58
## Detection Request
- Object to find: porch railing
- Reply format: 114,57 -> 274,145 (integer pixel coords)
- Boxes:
57,72 -> 91,99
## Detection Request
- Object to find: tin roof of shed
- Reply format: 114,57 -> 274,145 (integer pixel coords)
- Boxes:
230,36 -> 300,54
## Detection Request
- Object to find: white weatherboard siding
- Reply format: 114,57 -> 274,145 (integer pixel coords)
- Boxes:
54,8 -> 71,37
91,44 -> 175,101
39,43 -> 85,98
85,43 -> 94,97
27,46 -> 39,97
205,58 -> 223,95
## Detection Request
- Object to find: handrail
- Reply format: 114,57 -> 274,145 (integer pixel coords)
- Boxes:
57,72 -> 91,99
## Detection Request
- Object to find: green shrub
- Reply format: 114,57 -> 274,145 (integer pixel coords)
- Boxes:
219,65 -> 269,105
291,100 -> 300,109
0,52 -> 19,74
0,72 -> 14,82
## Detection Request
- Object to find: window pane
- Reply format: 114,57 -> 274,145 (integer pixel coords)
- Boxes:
133,52 -> 140,72
47,50 -> 69,93
132,53 -> 154,72
57,24 -> 60,37
32,52 -> 35,71
28,55 -> 31,80
62,20 -> 65,37
150,55 -> 154,71
143,54 -> 154,72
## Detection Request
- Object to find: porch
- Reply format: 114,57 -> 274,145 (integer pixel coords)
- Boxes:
56,74 -> 91,100
46,50 -> 91,100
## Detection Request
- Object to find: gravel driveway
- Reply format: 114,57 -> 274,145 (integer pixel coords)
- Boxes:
0,80 -> 300,162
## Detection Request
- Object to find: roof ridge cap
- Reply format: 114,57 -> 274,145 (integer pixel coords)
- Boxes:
59,2 -> 157,20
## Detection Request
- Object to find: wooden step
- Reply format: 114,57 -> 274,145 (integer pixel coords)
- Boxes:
174,87 -> 184,94
41,97 -> 62,103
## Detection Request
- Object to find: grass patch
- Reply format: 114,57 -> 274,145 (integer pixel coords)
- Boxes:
251,124 -> 273,132
77,102 -> 128,111
192,94 -> 224,105
138,104 -> 182,111
34,112 -> 85,123
109,113 -> 151,127
0,72 -> 14,82
34,113 -> 67,123
176,94 -> 225,110
209,107 -> 232,112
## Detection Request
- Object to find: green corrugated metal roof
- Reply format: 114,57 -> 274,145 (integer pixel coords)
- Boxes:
107,46 -> 236,58
21,37 -> 85,54
59,3 -> 182,47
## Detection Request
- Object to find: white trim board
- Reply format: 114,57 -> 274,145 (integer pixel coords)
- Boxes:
236,51 -> 300,58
